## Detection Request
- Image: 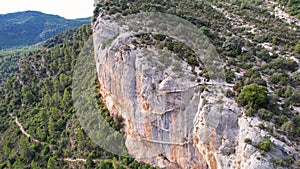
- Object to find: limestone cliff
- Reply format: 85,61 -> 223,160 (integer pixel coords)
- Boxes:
92,1 -> 300,168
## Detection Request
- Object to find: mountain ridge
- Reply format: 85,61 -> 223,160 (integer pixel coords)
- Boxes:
0,11 -> 91,49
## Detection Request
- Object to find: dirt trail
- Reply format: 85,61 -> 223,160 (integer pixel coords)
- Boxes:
9,113 -> 88,163
9,113 -> 51,146
13,115 -> 30,138
8,113 -> 130,167
9,113 -> 90,163
59,158 -> 87,162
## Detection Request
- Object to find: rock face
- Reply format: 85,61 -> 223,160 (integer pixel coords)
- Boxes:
92,6 -> 299,169
93,18 -> 206,168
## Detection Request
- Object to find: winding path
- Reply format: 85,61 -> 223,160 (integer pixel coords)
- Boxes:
9,113 -> 90,162
9,113 -> 50,146
11,114 -> 30,138
8,113 -> 130,168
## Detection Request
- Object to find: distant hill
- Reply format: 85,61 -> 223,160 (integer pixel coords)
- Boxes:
0,11 -> 90,49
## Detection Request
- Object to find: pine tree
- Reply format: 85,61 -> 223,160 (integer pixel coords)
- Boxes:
47,156 -> 58,169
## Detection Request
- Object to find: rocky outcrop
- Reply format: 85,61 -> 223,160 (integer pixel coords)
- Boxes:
92,5 -> 299,169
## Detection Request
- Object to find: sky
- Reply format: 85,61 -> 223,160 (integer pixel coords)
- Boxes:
0,0 -> 95,19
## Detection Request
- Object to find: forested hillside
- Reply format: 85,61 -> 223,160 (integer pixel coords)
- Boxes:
0,11 -> 90,49
0,28 -> 82,85
0,25 -> 156,169
0,44 -> 42,85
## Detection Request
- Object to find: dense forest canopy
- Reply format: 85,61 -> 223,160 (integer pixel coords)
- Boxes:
0,25 -> 158,169
0,11 -> 90,49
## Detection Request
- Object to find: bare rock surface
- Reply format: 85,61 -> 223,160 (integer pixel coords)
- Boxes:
92,9 -> 299,169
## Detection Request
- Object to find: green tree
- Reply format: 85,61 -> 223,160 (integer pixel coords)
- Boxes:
48,116 -> 57,138
30,160 -> 40,169
12,159 -> 23,169
112,159 -> 126,169
237,84 -> 268,109
86,154 -> 95,169
47,156 -> 58,169
19,136 -> 34,161
60,88 -> 71,109
21,85 -> 34,104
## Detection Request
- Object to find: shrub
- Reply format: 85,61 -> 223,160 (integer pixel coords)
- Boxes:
225,69 -> 235,83
267,57 -> 298,72
291,89 -> 300,106
258,123 -> 266,129
276,115 -> 287,126
257,138 -> 272,152
244,69 -> 260,78
291,72 -> 300,86
108,7 -> 118,15
0,163 -> 7,169
258,108 -> 273,121
271,158 -> 283,167
223,36 -> 244,51
283,85 -> 293,98
237,84 -> 268,109
187,55 -> 199,66
93,3 -> 102,22
245,107 -> 255,117
247,77 -> 267,87
295,41 -> 300,54
234,80 -> 244,92
281,121 -> 295,136
227,58 -> 236,66
269,73 -> 288,84
244,138 -> 252,144
293,116 -> 300,129
222,36 -> 244,56
226,89 -> 235,98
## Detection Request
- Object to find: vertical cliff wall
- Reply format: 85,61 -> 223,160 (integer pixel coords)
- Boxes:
92,1 -> 299,168
92,16 -> 207,168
